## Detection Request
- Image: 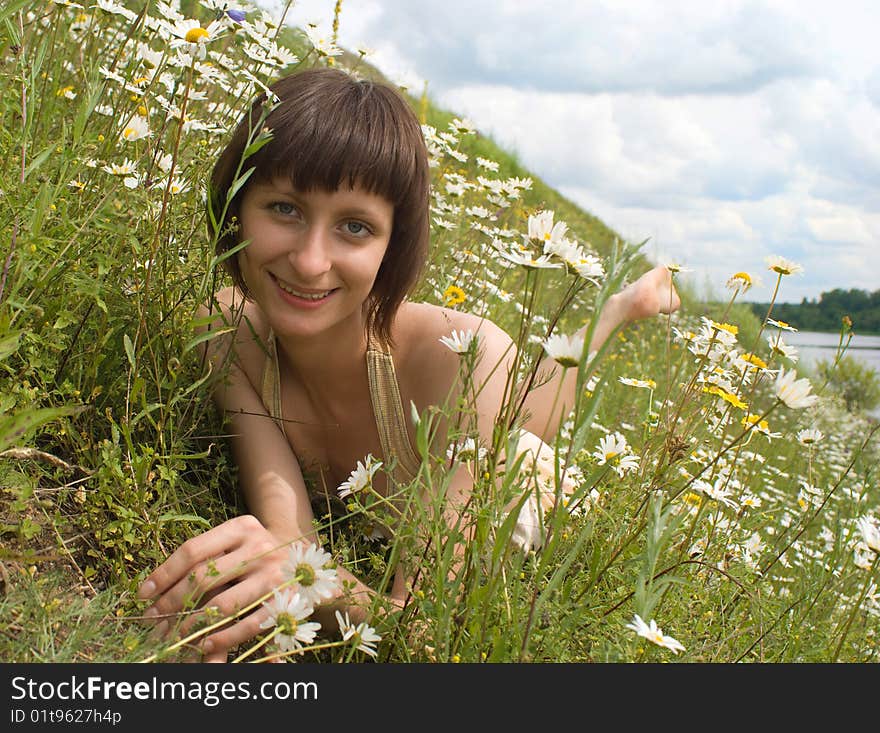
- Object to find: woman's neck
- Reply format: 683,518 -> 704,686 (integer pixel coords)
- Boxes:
273,316 -> 371,401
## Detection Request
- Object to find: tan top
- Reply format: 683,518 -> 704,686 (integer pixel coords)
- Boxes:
259,330 -> 422,487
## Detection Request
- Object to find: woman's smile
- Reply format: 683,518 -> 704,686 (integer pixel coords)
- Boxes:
271,273 -> 339,308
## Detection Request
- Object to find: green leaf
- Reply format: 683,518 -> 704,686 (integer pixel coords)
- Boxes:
181,325 -> 235,355
23,146 -> 53,181
123,333 -> 135,369
208,237 -> 251,270
225,166 -> 255,205
0,0 -> 32,27
0,331 -> 22,362
0,405 -> 83,453
157,513 -> 212,528
242,130 -> 274,160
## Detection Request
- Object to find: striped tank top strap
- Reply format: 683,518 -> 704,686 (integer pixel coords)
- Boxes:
366,333 -> 422,483
260,329 -> 287,437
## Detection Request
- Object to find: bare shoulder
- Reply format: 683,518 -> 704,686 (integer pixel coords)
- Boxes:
195,286 -> 270,390
393,302 -> 517,405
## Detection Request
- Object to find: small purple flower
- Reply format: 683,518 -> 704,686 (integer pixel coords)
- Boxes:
226,8 -> 246,23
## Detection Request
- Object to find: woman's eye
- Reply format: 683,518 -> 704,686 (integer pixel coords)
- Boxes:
344,221 -> 369,236
271,202 -> 296,216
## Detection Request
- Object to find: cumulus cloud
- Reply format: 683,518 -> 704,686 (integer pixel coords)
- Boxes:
269,0 -> 880,301
286,0 -> 822,95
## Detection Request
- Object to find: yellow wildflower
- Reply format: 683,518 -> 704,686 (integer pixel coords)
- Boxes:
443,284 -> 466,307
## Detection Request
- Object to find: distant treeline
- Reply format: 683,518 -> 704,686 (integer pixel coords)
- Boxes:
748,288 -> 880,334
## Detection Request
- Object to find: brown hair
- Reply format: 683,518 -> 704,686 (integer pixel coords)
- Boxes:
208,67 -> 431,344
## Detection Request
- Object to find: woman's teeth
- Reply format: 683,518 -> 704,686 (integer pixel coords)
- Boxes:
277,279 -> 333,300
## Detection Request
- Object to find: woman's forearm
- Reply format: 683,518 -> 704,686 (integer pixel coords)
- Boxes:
521,292 -> 629,442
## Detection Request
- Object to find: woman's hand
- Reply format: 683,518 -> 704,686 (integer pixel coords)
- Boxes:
138,514 -> 291,662
617,264 -> 682,323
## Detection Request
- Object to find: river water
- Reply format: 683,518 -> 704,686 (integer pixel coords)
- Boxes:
769,329 -> 880,418
771,329 -> 880,375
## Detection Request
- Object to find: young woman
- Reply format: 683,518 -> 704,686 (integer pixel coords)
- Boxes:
137,68 -> 680,661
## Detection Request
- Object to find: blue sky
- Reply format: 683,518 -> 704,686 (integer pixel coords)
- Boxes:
262,0 -> 880,303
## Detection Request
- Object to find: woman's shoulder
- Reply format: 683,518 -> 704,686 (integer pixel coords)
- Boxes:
196,286 -> 271,384
395,301 -> 511,342
392,302 -> 516,401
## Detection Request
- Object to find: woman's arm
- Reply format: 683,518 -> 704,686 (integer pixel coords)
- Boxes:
137,293 -> 392,661
521,264 -> 680,443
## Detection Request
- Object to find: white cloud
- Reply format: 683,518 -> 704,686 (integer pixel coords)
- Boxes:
265,0 -> 880,301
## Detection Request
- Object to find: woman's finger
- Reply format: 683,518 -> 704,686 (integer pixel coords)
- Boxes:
138,515 -> 272,602
145,541 -> 283,630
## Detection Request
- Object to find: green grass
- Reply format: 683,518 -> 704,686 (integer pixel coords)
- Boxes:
0,0 -> 877,663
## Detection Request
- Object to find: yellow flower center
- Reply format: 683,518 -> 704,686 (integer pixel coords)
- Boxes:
185,27 -> 210,44
741,353 -> 768,369
733,271 -> 751,283
296,562 -> 315,587
716,322 -> 738,335
604,451 -> 618,461
443,285 -> 466,306
276,611 -> 298,636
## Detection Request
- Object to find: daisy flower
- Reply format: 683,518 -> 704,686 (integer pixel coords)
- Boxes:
619,377 -> 657,390
856,516 -> 880,554
304,24 -> 343,58
740,414 -> 781,439
767,334 -> 799,362
737,353 -> 769,371
166,18 -> 224,60
592,433 -> 640,476
439,329 -> 478,354
282,543 -> 340,607
167,177 -> 188,195
337,455 -> 382,499
102,159 -> 138,176
94,0 -> 138,22
765,255 -> 803,276
450,117 -> 476,135
335,610 -> 382,658
446,438 -> 488,463
774,368 -> 819,409
726,271 -> 758,293
796,428 -> 824,446
259,590 -> 321,654
570,254 -> 605,284
626,614 -> 686,655
542,333 -> 585,369
767,318 -> 798,332
119,115 -> 150,142
500,250 -> 561,270
692,478 -> 739,510
527,210 -> 568,246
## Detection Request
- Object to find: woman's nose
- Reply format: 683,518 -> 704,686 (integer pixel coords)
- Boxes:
289,227 -> 331,280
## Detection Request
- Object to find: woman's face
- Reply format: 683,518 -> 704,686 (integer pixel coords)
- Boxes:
237,179 -> 394,340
